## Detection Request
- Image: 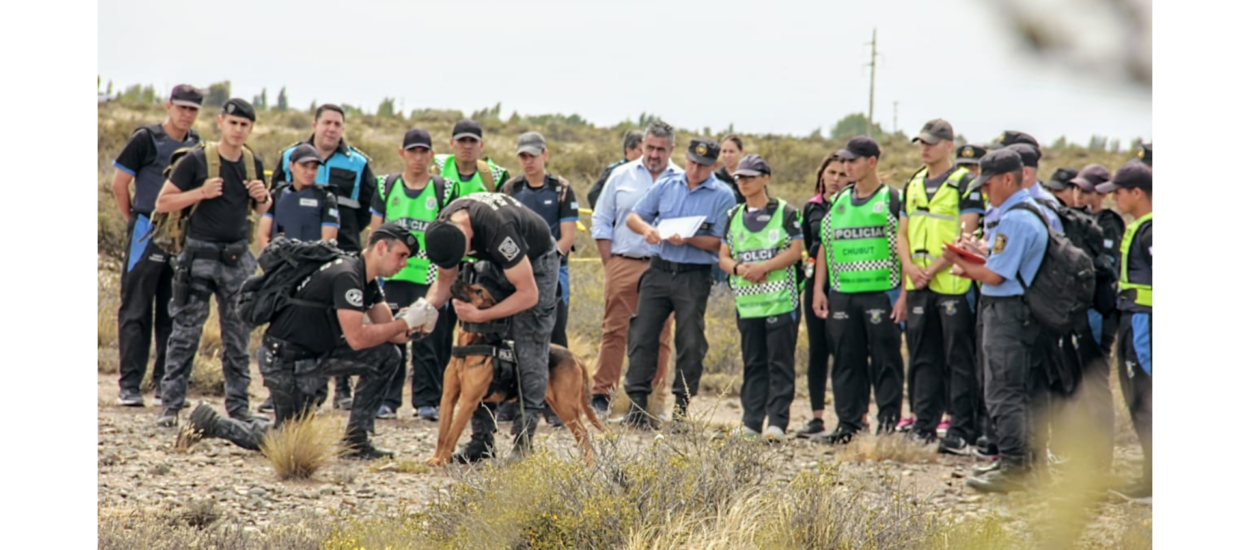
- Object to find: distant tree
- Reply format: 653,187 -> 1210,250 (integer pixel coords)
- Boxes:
309,100 -> 317,114
277,87 -> 289,111
378,97 -> 396,118
809,127 -> 824,139
258,88 -> 268,110
1108,138 -> 1121,153
1051,136 -> 1068,149
1087,135 -> 1107,151
204,81 -> 231,107
829,113 -> 885,139
508,110 -> 521,124
140,85 -> 156,105
106,80 -> 114,95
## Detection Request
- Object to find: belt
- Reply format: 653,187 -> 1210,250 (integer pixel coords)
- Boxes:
980,295 -> 1024,304
649,257 -> 712,273
612,253 -> 652,261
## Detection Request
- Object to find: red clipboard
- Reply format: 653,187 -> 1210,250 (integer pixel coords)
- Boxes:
943,243 -> 986,265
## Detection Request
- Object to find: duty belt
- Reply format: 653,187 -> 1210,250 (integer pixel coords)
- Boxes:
650,258 -> 712,273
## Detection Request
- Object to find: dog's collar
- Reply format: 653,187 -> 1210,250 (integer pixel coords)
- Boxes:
452,342 -> 516,364
461,320 -> 510,334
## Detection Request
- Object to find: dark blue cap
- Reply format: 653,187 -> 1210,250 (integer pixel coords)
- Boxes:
221,98 -> 256,122
969,148 -> 1024,191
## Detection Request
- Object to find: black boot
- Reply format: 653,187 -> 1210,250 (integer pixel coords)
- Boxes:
668,393 -> 692,433
452,433 -> 496,464
187,402 -> 223,438
511,410 -> 540,460
344,439 -> 395,461
619,392 -> 652,430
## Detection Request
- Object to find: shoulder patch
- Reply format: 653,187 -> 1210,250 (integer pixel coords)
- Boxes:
993,234 -> 1007,254
345,288 -> 364,307
498,237 -> 521,261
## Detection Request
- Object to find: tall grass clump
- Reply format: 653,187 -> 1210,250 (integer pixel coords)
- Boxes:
259,411 -> 345,480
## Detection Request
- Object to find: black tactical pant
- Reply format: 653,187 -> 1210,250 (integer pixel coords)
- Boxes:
208,337 -> 402,451
117,213 -> 180,397
905,288 -> 977,440
381,280 -> 457,411
1050,312 -> 1115,472
980,296 -> 1047,468
738,312 -> 798,433
1116,312 -> 1152,483
973,290 -> 994,447
624,260 -> 713,398
825,290 -> 904,432
803,283 -> 833,412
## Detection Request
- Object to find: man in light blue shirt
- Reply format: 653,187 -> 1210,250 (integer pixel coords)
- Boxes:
618,136 -> 737,429
587,121 -> 683,415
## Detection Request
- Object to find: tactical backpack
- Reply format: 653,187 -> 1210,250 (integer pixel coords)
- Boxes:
149,141 -> 258,255
236,237 -> 350,327
1008,203 -> 1096,333
1051,205 -> 1117,315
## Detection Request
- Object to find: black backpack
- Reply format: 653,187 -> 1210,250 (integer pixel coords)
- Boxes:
1049,204 -> 1118,315
236,237 -> 351,327
1007,203 -> 1096,333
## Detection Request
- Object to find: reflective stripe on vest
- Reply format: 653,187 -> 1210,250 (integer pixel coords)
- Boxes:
1119,212 -> 1152,309
903,166 -> 972,294
380,175 -> 444,284
822,185 -> 901,293
727,199 -> 799,318
280,144 -> 368,209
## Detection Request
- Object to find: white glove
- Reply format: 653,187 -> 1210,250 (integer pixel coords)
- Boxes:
402,298 -> 439,332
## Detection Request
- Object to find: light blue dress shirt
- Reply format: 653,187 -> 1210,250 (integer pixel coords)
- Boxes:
590,159 -> 683,258
982,190 -> 1048,297
632,171 -> 737,264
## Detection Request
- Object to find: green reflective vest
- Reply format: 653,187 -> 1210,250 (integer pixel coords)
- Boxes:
377,174 -> 452,284
822,184 -> 901,293
903,166 -> 974,294
727,199 -> 800,318
435,154 -> 507,196
1119,212 -> 1152,309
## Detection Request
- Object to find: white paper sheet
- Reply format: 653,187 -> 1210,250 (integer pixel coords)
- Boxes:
655,215 -> 706,239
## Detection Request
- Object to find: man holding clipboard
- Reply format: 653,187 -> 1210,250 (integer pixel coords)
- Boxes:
620,137 -> 737,429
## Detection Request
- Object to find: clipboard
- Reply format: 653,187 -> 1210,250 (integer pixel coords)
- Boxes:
943,243 -> 986,265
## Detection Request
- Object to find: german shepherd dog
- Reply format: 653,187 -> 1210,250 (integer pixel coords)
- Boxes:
425,281 -> 607,466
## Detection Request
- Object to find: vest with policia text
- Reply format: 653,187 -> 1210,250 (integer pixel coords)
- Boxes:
726,199 -> 800,318
130,124 -> 202,215
377,173 -> 454,284
1118,212 -> 1152,312
903,166 -> 975,294
435,154 -> 505,196
279,140 -> 370,209
822,184 -> 901,294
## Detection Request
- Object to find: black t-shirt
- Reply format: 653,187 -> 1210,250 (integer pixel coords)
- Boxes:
715,167 -> 747,204
169,148 -> 266,243
266,256 -> 384,354
802,199 -> 829,255
436,194 -> 554,269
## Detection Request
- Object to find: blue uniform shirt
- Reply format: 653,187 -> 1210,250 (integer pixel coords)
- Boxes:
984,182 -> 1063,234
590,159 -> 683,258
632,171 -> 737,264
982,190 -> 1047,297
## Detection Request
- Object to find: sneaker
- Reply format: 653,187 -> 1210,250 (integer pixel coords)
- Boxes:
936,418 -> 951,437
795,418 -> 825,439
975,436 -> 999,458
908,431 -> 938,445
730,425 -> 761,440
896,416 -> 915,433
937,435 -> 975,456
813,425 -> 859,445
416,406 -> 439,422
156,409 -> 179,428
763,426 -> 786,442
972,460 -> 1000,477
590,394 -> 610,418
967,466 -> 1032,494
376,405 -> 397,420
344,441 -> 395,461
257,396 -> 275,414
117,389 -> 145,407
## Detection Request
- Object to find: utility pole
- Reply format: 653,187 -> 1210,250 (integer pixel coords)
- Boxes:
866,28 -> 878,138
893,101 -> 899,134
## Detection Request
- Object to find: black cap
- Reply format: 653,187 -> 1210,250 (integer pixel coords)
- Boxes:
424,221 -> 467,269
288,144 -> 323,165
371,222 -> 420,253
221,98 -> 256,122
1006,143 -> 1040,168
452,119 -> 483,141
1042,167 -> 1079,191
403,128 -> 433,150
1071,164 -> 1111,193
1096,161 -> 1152,194
169,84 -> 203,108
685,138 -> 720,167
954,144 -> 987,165
993,130 -> 1041,151
969,148 -> 1024,191
912,119 -> 955,144
733,154 -> 771,177
837,136 -> 882,160
1137,142 -> 1152,167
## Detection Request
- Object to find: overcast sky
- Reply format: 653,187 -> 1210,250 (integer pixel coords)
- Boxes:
98,0 -> 1151,148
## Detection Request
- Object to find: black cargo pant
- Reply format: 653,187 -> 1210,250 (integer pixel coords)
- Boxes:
803,283 -> 833,412
825,290 -> 904,432
624,260 -> 713,399
980,296 -> 1047,468
1050,311 -> 1115,472
380,280 -> 457,411
1117,312 -> 1152,483
208,337 -> 402,451
738,312 -> 798,432
117,213 -> 180,397
905,288 -> 977,440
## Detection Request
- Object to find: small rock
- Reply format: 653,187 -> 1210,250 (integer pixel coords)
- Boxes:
247,487 -> 267,499
318,486 -> 337,496
376,462 -> 399,473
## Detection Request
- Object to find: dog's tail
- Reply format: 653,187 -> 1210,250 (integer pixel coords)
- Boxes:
577,355 -> 608,433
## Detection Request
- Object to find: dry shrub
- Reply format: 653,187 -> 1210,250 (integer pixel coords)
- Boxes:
836,433 -> 940,464
189,354 -> 225,396
259,411 -> 344,480
98,506 -> 332,550
98,348 -> 120,375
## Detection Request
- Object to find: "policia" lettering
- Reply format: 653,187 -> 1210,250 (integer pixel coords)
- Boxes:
737,248 -> 777,262
833,226 -> 885,240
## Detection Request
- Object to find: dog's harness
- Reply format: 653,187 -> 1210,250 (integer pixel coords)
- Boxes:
452,313 -> 521,399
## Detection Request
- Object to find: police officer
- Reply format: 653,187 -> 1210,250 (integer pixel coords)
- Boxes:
1136,142 -> 1152,167
991,132 -> 1063,233
258,145 -> 340,249
154,98 -> 270,427
424,193 -> 561,462
718,155 -> 803,440
1096,161 -> 1152,498
811,136 -> 907,444
432,119 -> 510,196
111,84 -> 203,407
897,120 -> 984,449
587,129 -> 644,209
714,134 -> 747,204
272,103 -> 379,409
621,137 -> 737,429
1073,164 -> 1125,353
184,224 -> 435,459
955,144 -> 987,178
371,129 -> 459,421
944,148 -> 1049,493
